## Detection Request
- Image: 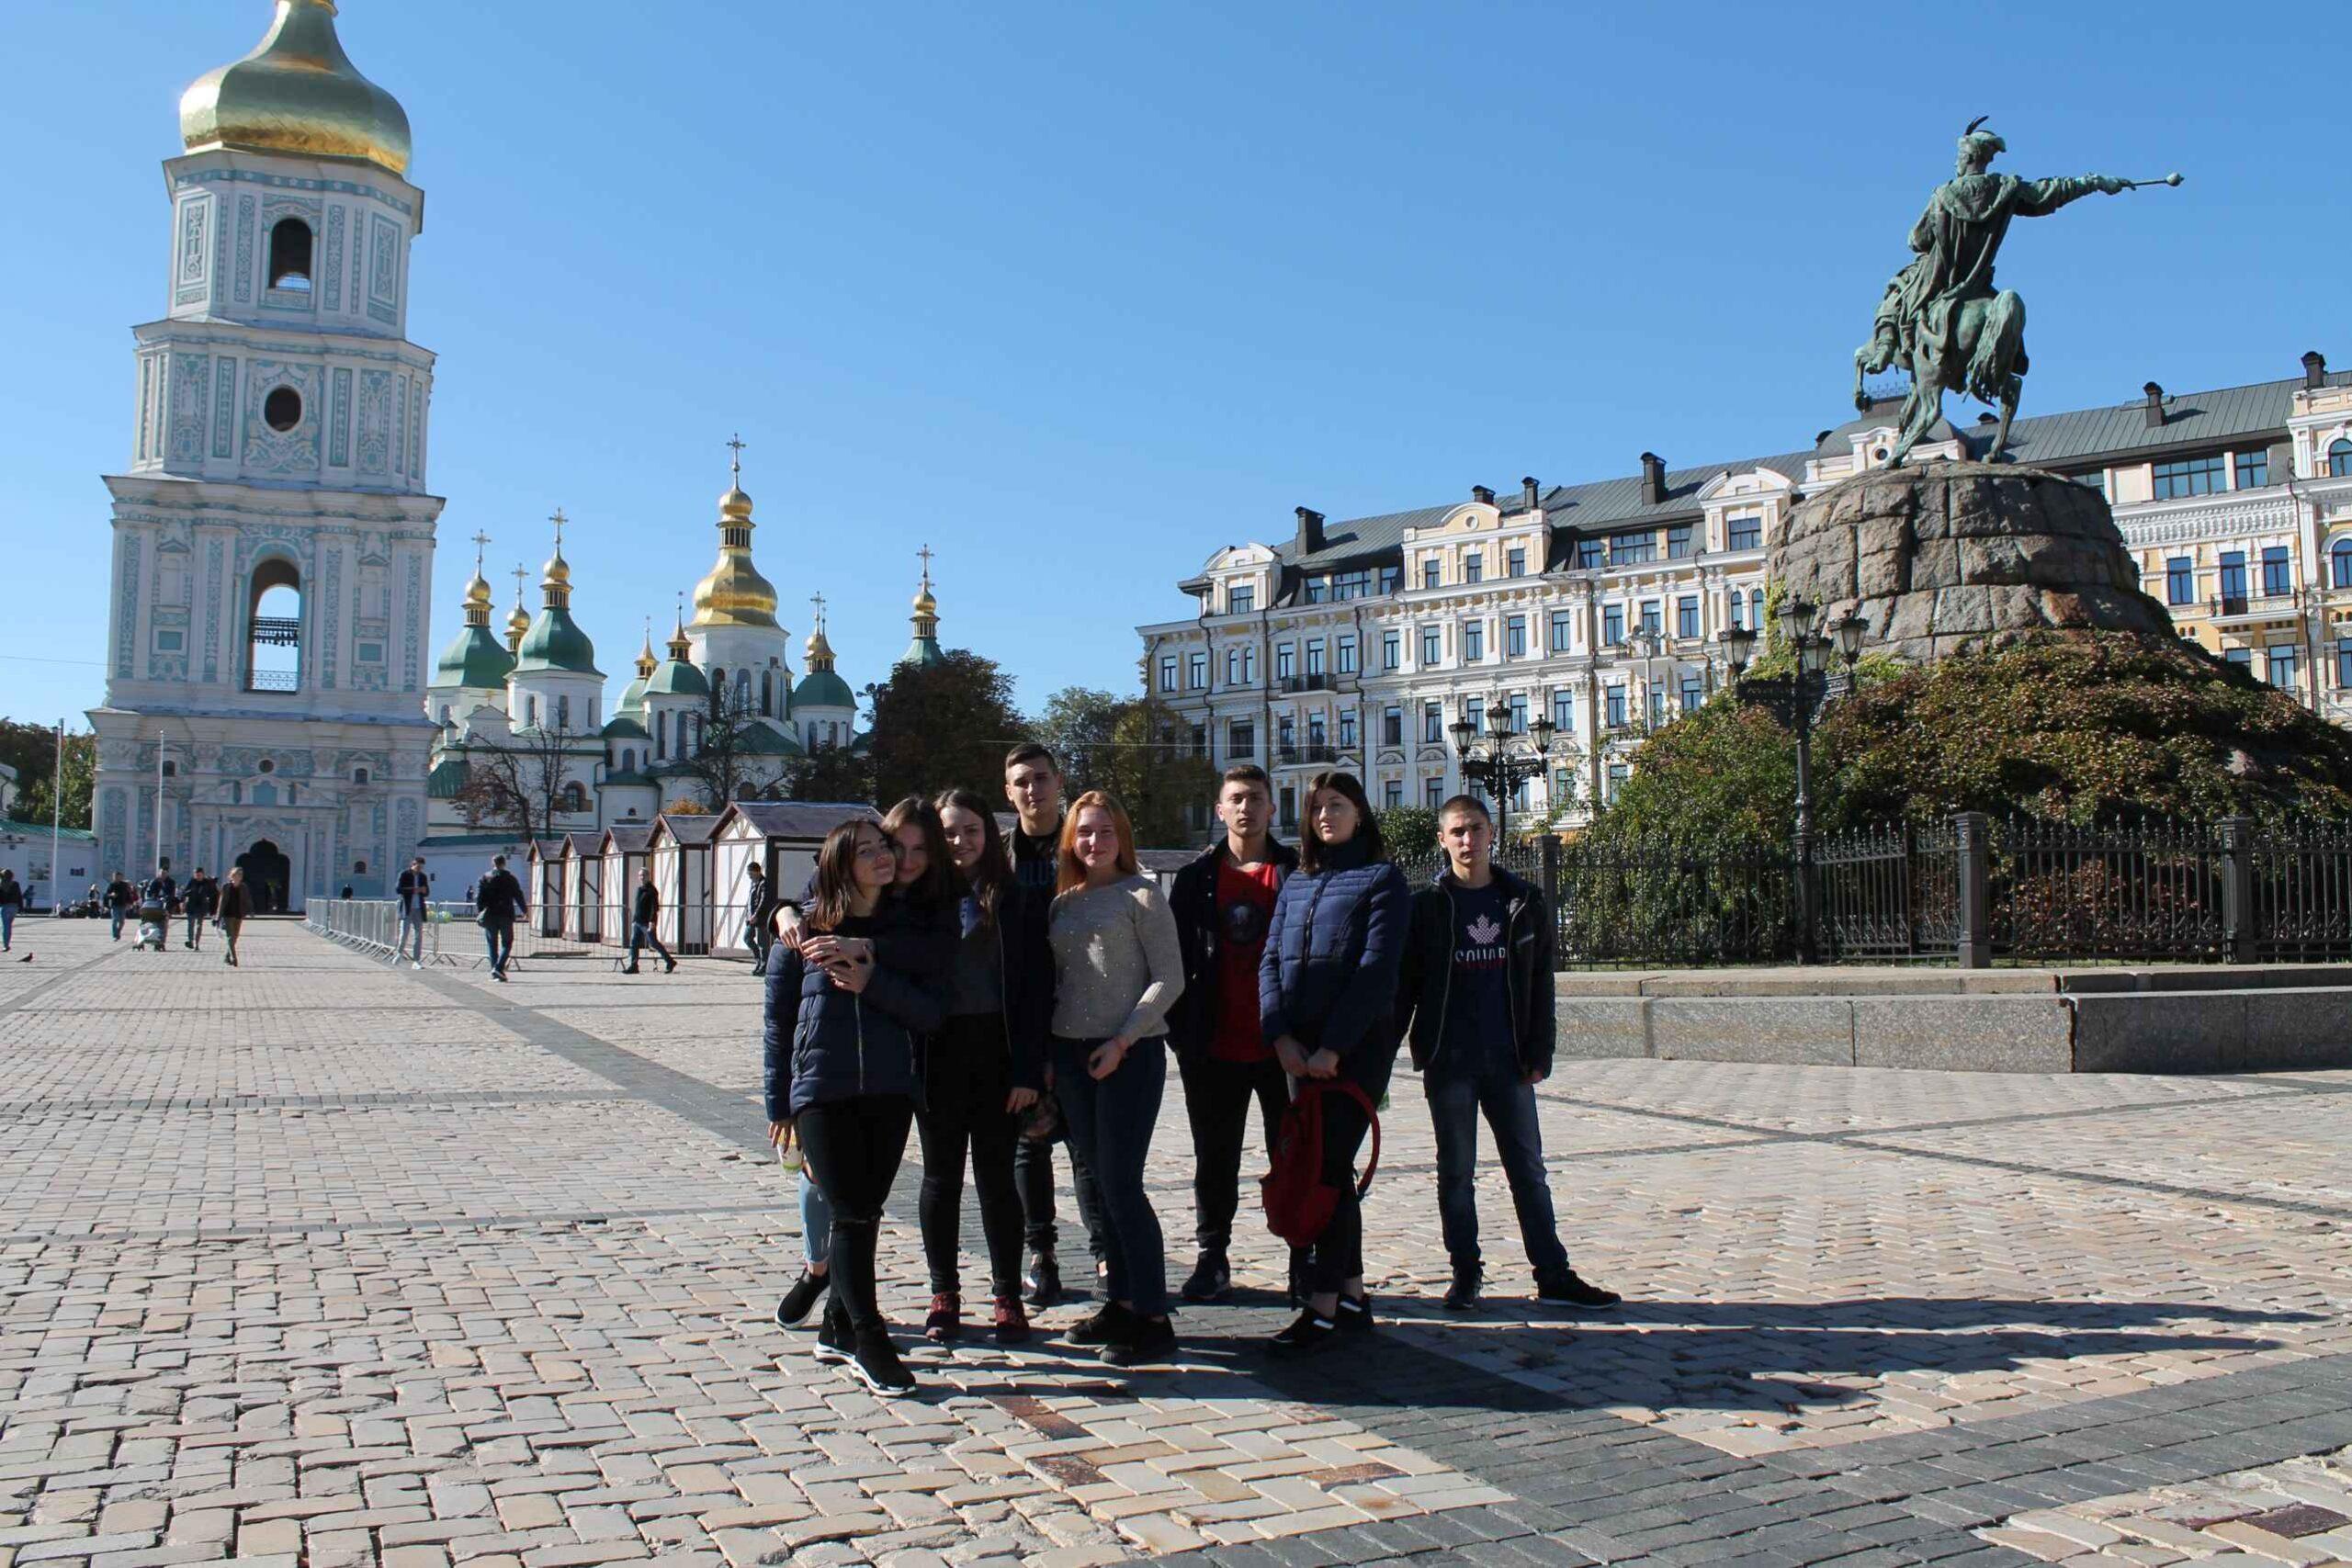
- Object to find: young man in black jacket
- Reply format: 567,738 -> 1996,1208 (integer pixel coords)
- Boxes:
1396,796 -> 1618,1313
1167,765 -> 1298,1303
625,866 -> 676,975
474,854 -> 527,981
182,868 -> 218,951
743,861 -> 775,976
394,858 -> 431,968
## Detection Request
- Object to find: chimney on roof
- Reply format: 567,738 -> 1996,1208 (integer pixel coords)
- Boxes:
1521,476 -> 1540,511
2304,350 -> 2328,390
2143,381 -> 2165,428
1293,506 -> 1326,557
1638,452 -> 1666,505
1471,484 -> 1496,506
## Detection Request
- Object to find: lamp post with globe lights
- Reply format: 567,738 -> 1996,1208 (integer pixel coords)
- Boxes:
1447,692 -> 1556,847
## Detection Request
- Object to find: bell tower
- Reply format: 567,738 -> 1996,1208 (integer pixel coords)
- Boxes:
87,0 -> 443,909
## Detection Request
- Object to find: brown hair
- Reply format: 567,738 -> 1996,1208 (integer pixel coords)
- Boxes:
1219,764 -> 1272,794
1055,790 -> 1142,897
1438,794 -> 1491,823
1295,771 -> 1388,874
808,819 -> 883,931
934,787 -> 1010,924
1003,741 -> 1059,778
879,795 -> 957,909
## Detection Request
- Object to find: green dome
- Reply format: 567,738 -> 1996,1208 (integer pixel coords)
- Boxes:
434,625 -> 514,690
514,608 -> 603,677
795,668 -> 856,710
741,720 -> 807,758
646,658 -> 709,698
601,714 -> 650,740
616,673 -> 650,714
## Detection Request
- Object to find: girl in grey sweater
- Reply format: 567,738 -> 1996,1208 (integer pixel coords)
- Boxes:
1046,790 -> 1183,1367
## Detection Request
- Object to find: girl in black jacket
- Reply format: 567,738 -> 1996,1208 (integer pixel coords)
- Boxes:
763,818 -> 945,1397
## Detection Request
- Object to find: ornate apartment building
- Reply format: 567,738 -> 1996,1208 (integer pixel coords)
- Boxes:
1136,352 -> 2352,839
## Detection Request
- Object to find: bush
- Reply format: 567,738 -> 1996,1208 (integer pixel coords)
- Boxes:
1380,805 -> 1437,859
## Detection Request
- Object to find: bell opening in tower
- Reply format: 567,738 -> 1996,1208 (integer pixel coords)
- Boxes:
247,561 -> 301,694
267,218 -> 313,292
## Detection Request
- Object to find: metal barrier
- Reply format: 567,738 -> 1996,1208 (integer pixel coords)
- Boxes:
305,899 -> 603,970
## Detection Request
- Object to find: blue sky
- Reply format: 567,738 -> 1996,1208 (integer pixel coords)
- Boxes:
5,0 -> 2346,728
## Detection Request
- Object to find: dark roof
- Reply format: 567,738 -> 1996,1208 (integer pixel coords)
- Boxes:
561,832 -> 604,856
651,812 -> 722,846
717,801 -> 876,840
425,758 -> 469,798
2000,378 -> 2309,468
599,824 -> 654,853
0,818 -> 97,842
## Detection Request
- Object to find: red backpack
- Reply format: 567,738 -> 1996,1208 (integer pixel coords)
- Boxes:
1261,1080 -> 1381,1248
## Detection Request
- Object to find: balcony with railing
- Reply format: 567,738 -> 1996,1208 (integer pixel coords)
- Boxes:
1280,673 -> 1336,694
2208,592 -> 2300,626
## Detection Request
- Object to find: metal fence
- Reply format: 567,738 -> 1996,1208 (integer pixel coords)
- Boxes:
306,900 -> 609,970
1399,813 -> 2352,969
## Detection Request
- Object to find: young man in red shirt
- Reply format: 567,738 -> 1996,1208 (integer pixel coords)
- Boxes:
1168,765 -> 1299,1303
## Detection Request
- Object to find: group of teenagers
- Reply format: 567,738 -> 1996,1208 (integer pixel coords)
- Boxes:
760,743 -> 1619,1398
90,863 -> 256,963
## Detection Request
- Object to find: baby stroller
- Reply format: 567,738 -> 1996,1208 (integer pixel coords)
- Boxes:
136,901 -> 169,952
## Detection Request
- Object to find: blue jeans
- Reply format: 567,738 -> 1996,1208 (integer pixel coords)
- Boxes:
1,906 -> 13,947
1052,1035 -> 1170,1316
482,919 -> 514,973
110,908 -> 127,939
1425,1064 -> 1569,1279
799,1171 -> 831,1269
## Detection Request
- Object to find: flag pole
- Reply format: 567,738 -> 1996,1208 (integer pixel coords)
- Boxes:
49,719 -> 62,918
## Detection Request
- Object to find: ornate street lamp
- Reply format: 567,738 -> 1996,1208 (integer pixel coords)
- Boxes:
1450,690 -> 1555,844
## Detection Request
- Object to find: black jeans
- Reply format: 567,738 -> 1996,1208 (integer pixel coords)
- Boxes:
745,916 -> 771,972
795,1094 -> 915,1334
184,911 -> 205,949
628,919 -> 673,966
1178,1051 -> 1288,1257
1300,1085 -> 1374,1295
1017,1116 -> 1108,1266
1052,1035 -> 1170,1317
917,1014 -> 1024,1298
482,918 -> 514,973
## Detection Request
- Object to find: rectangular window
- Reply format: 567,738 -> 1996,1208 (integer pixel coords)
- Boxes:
1609,530 -> 1657,566
1422,700 -> 1443,744
1228,584 -> 1254,614
1383,705 -> 1403,747
1336,635 -> 1357,674
1277,716 -> 1295,759
1426,776 -> 1444,808
1603,604 -> 1625,647
1667,524 -> 1693,559
2219,552 -> 2247,603
1226,649 -> 1240,684
1334,569 -> 1372,600
1280,786 -> 1296,829
557,694 -> 571,730
1552,690 -> 1576,732
1505,615 -> 1527,658
1382,631 -> 1400,670
1229,720 -> 1254,760
1648,687 -> 1667,727
1276,644 -> 1295,680
1464,552 -> 1484,584
1726,514 -> 1763,551
1464,621 -> 1485,661
1159,658 -> 1177,693
1605,686 -> 1627,728
1339,710 -> 1357,748
1508,693 -> 1528,733
1420,626 -> 1442,667
1306,714 -> 1327,749
1606,762 -> 1629,803
1638,601 -> 1661,636
1242,647 -> 1257,683
2165,557 -> 2194,605
1384,779 -> 1404,807
1422,558 -> 1442,590
1305,639 -> 1325,676
2267,644 -> 2301,689
1577,537 -> 1604,570
1188,652 -> 1206,690
1676,595 -> 1699,639
1378,565 -> 1402,595
2224,647 -> 2253,671
1507,547 -> 1528,578
1680,676 -> 1704,714
1553,768 -> 1574,807
2236,449 -> 2270,489
1191,725 -> 1208,759
1550,610 -> 1575,653
1304,576 -> 1329,604
2337,637 -> 2352,689
1464,696 -> 1486,735
2261,546 -> 2290,597
2153,454 -> 2226,500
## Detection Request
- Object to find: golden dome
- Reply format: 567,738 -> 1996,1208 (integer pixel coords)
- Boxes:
805,624 -> 835,664
691,480 -> 778,629
180,2 -> 413,178
913,585 -> 938,615
719,485 -> 753,521
463,572 -> 492,609
542,552 -> 571,590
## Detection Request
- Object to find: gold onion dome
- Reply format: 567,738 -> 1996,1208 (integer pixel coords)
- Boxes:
542,551 -> 571,590
463,571 -> 492,609
805,624 -> 835,664
180,1 -> 414,178
692,480 -> 779,629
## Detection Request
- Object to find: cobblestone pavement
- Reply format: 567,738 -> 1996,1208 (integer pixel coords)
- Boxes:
2,921 -> 2348,1567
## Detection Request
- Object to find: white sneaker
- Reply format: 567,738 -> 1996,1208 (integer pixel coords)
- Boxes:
411,960 -> 422,970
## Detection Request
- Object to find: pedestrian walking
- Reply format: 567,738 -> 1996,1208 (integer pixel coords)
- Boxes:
1398,796 -> 1620,1314
105,873 -> 133,940
743,860 -> 775,976
764,818 -> 947,1397
916,789 -> 1048,1346
1259,771 -> 1410,1357
1046,790 -> 1184,1367
394,857 -> 431,968
0,869 -> 20,951
137,863 -> 177,952
182,869 -> 218,951
218,867 -> 250,965
474,854 -> 526,980
1168,765 -> 1302,1304
1003,743 -> 1109,1308
623,866 -> 675,974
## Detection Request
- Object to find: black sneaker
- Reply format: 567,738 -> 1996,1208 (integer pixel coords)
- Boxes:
621,963 -> 639,975
849,1329 -> 916,1398
1179,1254 -> 1231,1304
664,958 -> 677,975
1101,1314 -> 1176,1368
1287,1252 -> 1307,1308
774,1270 -> 826,1330
1268,1309 -> 1339,1357
1024,1251 -> 1062,1309
1334,1292 -> 1374,1334
1444,1267 -> 1483,1311
811,1304 -> 853,1364
1537,1269 -> 1622,1310
1062,1302 -> 1135,1348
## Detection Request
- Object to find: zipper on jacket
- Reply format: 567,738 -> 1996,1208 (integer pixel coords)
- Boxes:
1435,883 -> 1457,1071
854,995 -> 867,1096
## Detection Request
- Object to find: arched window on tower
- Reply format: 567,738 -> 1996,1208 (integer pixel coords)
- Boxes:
760,671 -> 773,716
2331,438 -> 2352,478
708,668 -> 726,719
268,219 -> 313,292
246,559 -> 301,693
2332,536 -> 2352,591
656,711 -> 668,760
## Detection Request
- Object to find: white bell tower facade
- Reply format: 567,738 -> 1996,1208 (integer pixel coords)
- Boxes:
88,0 -> 443,910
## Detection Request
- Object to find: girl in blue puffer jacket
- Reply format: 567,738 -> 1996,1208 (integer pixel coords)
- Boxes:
1259,771 -> 1410,1358
763,818 -> 946,1398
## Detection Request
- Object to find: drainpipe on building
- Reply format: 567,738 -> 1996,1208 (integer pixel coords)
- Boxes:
2283,468 -> 2323,713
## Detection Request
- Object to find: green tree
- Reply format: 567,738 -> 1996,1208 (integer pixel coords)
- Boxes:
791,741 -> 876,806
1379,804 -> 1438,860
0,721 -> 94,829
865,649 -> 1027,807
1035,687 -> 1216,848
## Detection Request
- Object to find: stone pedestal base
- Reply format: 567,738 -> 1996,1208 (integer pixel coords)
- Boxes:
1773,461 -> 2174,661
